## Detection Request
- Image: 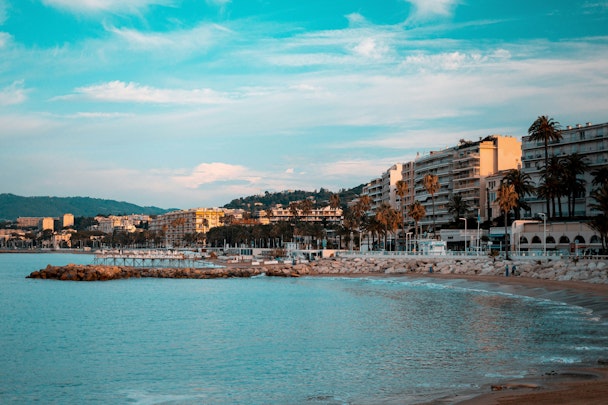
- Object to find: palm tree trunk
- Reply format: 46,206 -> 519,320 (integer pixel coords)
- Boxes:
504,210 -> 509,260
544,141 -> 551,216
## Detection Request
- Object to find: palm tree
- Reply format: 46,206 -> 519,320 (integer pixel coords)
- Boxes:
561,153 -> 588,217
352,195 -> 371,249
375,203 -> 401,251
496,183 -> 518,260
590,183 -> 608,251
591,166 -> 608,191
395,180 -> 409,250
446,194 -> 470,224
423,174 -> 440,234
528,115 -> 563,215
408,201 -> 426,241
502,168 -> 535,219
329,193 -> 341,210
540,156 -> 565,218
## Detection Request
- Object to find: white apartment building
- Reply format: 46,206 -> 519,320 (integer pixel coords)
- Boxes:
521,121 -> 608,218
362,163 -> 404,212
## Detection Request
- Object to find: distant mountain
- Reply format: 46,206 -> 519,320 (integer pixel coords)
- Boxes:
223,185 -> 365,212
0,193 -> 172,221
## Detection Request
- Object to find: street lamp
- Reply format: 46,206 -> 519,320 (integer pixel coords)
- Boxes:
460,217 -> 467,254
538,213 -> 547,256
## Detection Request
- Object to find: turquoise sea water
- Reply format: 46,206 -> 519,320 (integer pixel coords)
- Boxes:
1,253 -> 607,404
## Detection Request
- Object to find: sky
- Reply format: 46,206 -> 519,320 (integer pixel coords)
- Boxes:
1,0 -> 607,209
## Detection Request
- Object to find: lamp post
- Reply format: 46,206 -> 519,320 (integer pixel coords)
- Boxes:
460,217 -> 467,254
539,213 -> 547,256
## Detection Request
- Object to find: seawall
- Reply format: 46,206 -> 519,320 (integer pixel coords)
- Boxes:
27,256 -> 608,283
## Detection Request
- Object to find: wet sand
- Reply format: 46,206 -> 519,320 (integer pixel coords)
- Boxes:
399,272 -> 608,405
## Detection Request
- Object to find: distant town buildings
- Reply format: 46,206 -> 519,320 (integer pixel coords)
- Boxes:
149,208 -> 225,247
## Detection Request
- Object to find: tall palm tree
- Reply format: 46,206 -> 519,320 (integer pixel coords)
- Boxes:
562,153 -> 588,218
502,168 -> 535,219
496,183 -> 518,260
540,156 -> 565,218
423,174 -> 440,234
528,115 -> 563,215
353,195 -> 372,249
395,180 -> 409,250
408,201 -> 426,241
446,194 -> 470,224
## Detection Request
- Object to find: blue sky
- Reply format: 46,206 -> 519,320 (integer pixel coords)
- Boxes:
1,0 -> 607,209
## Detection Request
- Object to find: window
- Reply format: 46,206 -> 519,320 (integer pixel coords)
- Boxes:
532,236 -> 541,244
559,236 -> 570,244
574,235 -> 585,244
546,236 -> 555,244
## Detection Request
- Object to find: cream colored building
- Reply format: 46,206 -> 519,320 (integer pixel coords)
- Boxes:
149,208 -> 224,247
511,220 -> 602,255
268,204 -> 343,225
62,213 -> 74,228
40,217 -> 55,231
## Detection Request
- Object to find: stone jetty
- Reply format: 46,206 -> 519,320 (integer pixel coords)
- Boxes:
27,256 -> 608,283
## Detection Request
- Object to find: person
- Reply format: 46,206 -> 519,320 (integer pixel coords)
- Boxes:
512,265 -> 518,276
429,265 -> 433,273
505,264 -> 509,277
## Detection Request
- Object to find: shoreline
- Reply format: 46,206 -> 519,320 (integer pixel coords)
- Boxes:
25,255 -> 608,404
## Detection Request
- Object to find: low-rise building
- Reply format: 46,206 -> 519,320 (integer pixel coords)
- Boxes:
149,208 -> 224,247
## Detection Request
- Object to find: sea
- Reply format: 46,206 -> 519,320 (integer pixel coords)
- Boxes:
1,253 -> 607,404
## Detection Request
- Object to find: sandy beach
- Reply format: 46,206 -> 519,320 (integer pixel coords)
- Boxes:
397,272 -> 608,405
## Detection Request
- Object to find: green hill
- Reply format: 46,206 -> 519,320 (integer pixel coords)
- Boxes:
0,194 -> 171,220
223,185 -> 365,212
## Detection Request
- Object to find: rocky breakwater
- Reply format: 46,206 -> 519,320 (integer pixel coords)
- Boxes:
301,256 -> 608,283
27,257 -> 608,284
27,264 -> 267,281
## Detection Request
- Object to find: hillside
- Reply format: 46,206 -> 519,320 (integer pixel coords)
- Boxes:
223,185 -> 365,212
0,194 -> 171,220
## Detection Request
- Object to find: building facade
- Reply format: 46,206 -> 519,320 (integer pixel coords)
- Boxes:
362,163 -> 404,212
268,204 -> 343,225
414,135 -> 521,230
521,121 -> 608,218
149,208 -> 224,247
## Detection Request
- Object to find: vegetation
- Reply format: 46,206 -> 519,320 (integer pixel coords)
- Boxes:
502,169 -> 535,220
496,183 -> 518,260
223,185 -> 364,213
527,115 -> 563,216
0,193 -> 170,220
422,174 -> 440,233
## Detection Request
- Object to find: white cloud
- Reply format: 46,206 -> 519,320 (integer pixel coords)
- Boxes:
406,0 -> 459,21
63,81 -> 231,104
41,0 -> 173,14
106,23 -> 232,52
0,80 -> 28,106
173,162 -> 261,189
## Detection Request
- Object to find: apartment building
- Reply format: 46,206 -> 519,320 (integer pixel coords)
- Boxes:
268,204 -> 343,225
521,121 -> 608,217
414,135 -> 521,230
149,208 -> 224,247
362,163 -> 404,212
